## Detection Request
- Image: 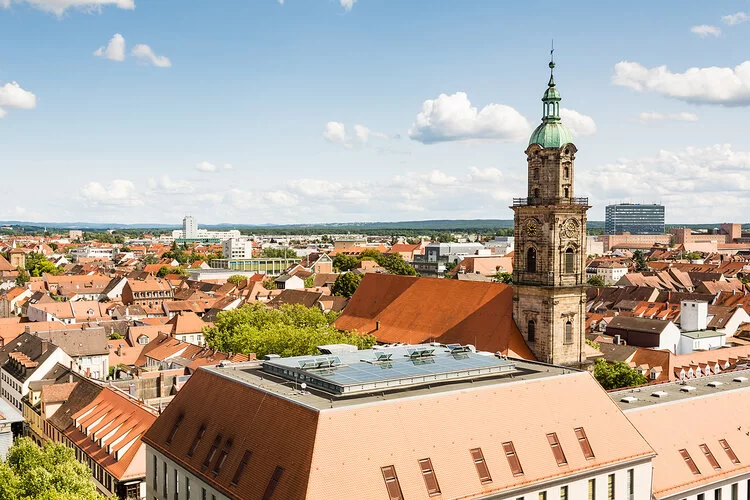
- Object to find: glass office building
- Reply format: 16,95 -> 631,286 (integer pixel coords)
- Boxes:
605,204 -> 665,235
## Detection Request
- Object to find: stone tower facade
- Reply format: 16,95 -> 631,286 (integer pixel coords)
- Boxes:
511,57 -> 589,366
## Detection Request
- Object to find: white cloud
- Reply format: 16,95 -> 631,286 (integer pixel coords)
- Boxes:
93,33 -> 125,62
340,0 -> 355,11
579,144 -> 750,221
324,121 -> 388,148
1,0 -> 134,16
223,163 -> 233,170
265,190 -> 298,206
560,108 -> 597,136
424,169 -> 456,185
637,111 -> 699,122
277,0 -> 283,4
468,166 -> 503,183
0,81 -> 37,109
0,81 -> 37,118
324,121 -> 347,144
80,179 -> 141,206
131,44 -> 171,68
613,60 -> 750,106
196,161 -> 217,172
722,12 -> 750,25
408,91 -> 530,144
148,175 -> 193,194
691,25 -> 721,37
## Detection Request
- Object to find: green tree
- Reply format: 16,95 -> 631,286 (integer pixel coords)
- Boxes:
593,359 -> 647,390
262,278 -> 278,290
0,437 -> 103,500
203,303 -> 375,358
331,272 -> 362,297
48,242 -> 59,252
683,251 -> 702,261
494,272 -> 513,284
143,255 -> 159,265
227,275 -> 247,285
434,232 -> 457,243
332,254 -> 359,272
633,250 -> 647,271
587,275 -> 606,287
15,267 -> 30,287
261,247 -> 297,259
25,253 -> 62,278
157,266 -> 186,278
376,253 -> 417,276
303,276 -> 314,288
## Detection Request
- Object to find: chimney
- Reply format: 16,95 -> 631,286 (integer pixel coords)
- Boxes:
41,341 -> 49,354
376,321 -> 381,331
117,344 -> 124,356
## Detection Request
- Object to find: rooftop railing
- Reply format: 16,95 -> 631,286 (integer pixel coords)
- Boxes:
512,197 -> 589,207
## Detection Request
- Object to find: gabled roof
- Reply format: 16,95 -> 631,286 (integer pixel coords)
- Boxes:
606,316 -> 674,335
268,289 -> 324,309
334,274 -> 534,359
166,311 -> 211,335
0,254 -> 15,272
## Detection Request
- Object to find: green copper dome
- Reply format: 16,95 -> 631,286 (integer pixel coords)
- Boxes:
529,121 -> 574,148
528,58 -> 574,148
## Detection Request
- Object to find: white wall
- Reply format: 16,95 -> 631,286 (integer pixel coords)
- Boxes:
147,447 -> 229,500
681,300 -> 708,331
658,322 -> 682,353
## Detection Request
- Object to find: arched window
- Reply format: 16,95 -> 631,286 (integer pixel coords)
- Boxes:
564,187 -> 569,198
563,166 -> 569,179
526,247 -> 537,273
533,188 -> 540,198
565,321 -> 573,344
527,320 -> 536,343
565,248 -> 575,274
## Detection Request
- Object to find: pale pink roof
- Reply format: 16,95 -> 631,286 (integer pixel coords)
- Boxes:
627,388 -> 750,498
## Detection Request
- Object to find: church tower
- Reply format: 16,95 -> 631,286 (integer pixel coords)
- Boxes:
512,54 -> 589,366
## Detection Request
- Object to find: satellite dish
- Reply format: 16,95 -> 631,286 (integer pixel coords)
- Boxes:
301,382 -> 307,390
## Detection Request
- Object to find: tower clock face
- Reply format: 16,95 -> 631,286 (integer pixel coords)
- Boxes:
562,220 -> 578,239
525,220 -> 538,236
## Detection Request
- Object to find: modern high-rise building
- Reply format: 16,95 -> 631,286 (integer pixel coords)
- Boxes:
605,204 -> 665,235
171,215 -> 241,242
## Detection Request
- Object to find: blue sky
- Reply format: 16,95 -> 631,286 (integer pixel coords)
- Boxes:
2,0 -> 750,225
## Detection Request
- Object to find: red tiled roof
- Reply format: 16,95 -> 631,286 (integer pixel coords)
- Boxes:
334,274 -> 534,359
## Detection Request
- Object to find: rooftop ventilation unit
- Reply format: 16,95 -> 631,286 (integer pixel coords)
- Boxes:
448,345 -> 472,354
680,386 -> 696,392
620,396 -> 638,403
733,376 -> 748,383
374,352 -> 393,362
298,356 -> 340,370
707,381 -> 723,388
651,391 -> 669,398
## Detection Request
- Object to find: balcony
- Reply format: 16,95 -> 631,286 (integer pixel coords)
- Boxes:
512,197 -> 589,207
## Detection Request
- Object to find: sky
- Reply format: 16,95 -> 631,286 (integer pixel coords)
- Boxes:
2,0 -> 750,225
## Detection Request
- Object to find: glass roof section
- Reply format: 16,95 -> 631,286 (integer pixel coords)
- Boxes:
262,344 -> 517,396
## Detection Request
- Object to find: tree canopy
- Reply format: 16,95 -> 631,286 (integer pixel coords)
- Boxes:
331,272 -> 362,297
24,253 -> 62,278
0,437 -> 103,500
593,359 -> 647,390
203,303 -> 375,358
587,275 -> 606,287
633,250 -> 647,271
156,266 -> 186,278
332,250 -> 416,276
227,274 -> 247,285
261,247 -> 298,259
494,272 -> 513,284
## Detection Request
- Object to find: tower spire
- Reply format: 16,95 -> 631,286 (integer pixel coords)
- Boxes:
548,40 -> 555,87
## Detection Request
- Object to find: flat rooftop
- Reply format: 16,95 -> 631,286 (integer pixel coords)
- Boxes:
205,344 -> 578,411
611,366 -> 750,412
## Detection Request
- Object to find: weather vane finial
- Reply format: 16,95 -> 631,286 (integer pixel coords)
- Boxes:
550,39 -> 554,64
548,40 -> 556,87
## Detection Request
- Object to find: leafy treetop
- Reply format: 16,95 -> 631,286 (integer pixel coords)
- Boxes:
593,358 -> 647,390
203,303 -> 375,358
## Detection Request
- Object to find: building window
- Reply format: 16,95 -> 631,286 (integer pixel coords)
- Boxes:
188,425 -> 206,457
701,443 -> 721,470
162,461 -> 167,499
731,482 -> 738,500
528,320 -> 536,343
679,448 -> 701,475
470,448 -> 491,484
418,458 -> 441,496
564,187 -> 569,198
607,474 -> 614,500
564,321 -> 573,345
720,439 -> 740,464
167,414 -> 183,445
564,248 -> 574,274
232,450 -> 253,486
203,435 -> 221,468
502,441 -> 524,476
575,427 -> 595,459
539,493 -> 547,500
564,166 -> 569,179
186,477 -> 190,500
588,478 -> 596,500
381,466 -> 403,500
174,469 -> 179,500
534,188 -> 540,198
153,455 -> 157,490
627,468 -> 634,497
213,439 -> 233,475
527,247 -> 537,273
716,488 -> 722,500
560,485 -> 568,500
547,433 -> 567,466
